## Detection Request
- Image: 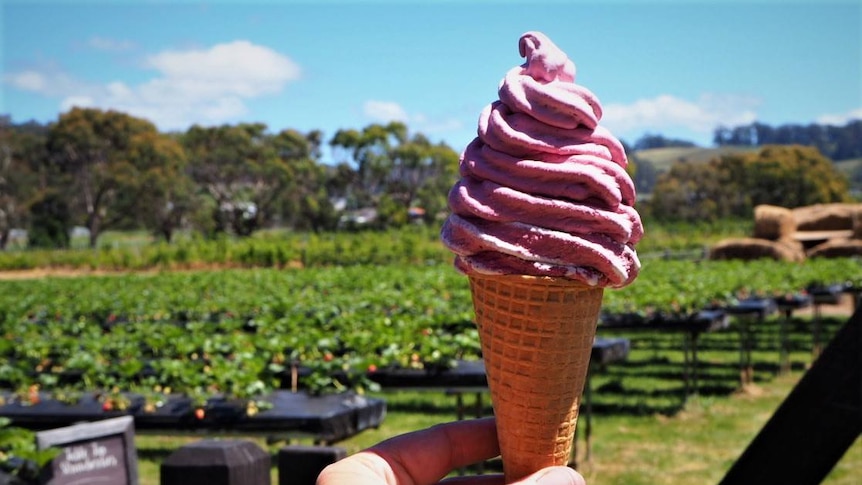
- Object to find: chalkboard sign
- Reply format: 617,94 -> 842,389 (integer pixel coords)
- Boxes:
36,416 -> 138,485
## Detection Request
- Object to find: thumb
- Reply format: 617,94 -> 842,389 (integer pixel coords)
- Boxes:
520,466 -> 585,485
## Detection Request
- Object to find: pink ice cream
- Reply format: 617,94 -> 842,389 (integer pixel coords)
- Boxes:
441,31 -> 642,288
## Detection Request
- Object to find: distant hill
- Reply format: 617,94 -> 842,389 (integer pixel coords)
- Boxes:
633,146 -> 862,198
633,145 -> 757,173
635,145 -> 861,173
834,157 -> 862,177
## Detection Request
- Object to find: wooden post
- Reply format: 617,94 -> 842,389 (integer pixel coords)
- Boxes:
718,308 -> 861,485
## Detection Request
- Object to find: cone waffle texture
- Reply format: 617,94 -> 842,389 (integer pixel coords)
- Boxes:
468,274 -> 604,483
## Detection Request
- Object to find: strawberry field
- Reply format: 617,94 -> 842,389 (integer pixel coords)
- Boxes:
0,256 -> 859,407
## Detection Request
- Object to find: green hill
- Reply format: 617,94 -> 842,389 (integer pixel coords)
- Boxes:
834,157 -> 862,177
633,146 -> 757,173
636,146 -> 860,174
634,146 -> 861,198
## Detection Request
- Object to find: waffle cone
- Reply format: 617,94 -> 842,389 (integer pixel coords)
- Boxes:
468,274 -> 603,483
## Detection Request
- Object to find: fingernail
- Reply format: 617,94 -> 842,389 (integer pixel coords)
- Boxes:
534,466 -> 580,485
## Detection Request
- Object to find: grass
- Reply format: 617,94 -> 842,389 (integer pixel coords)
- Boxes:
133,313 -> 861,485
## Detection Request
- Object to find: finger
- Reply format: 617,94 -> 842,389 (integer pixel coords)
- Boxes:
316,452 -> 398,485
368,417 -> 501,484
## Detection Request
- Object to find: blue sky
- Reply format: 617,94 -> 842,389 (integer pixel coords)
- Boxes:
2,0 -> 860,157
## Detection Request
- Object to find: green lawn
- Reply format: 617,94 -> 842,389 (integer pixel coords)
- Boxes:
134,314 -> 861,485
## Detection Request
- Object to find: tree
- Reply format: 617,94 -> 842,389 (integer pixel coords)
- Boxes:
329,121 -> 407,208
737,145 -> 850,208
395,138 -> 459,224
28,191 -> 71,249
46,108 -> 170,247
713,120 -> 862,161
631,156 -> 657,195
0,117 -> 46,249
647,144 -> 851,222
329,123 -> 460,228
271,128 -> 338,231
183,123 -> 295,236
633,133 -> 696,150
389,134 -> 459,211
648,161 -> 733,222
127,131 -> 194,242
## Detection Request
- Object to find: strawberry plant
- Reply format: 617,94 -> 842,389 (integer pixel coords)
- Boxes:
0,417 -> 59,483
0,257 -> 858,402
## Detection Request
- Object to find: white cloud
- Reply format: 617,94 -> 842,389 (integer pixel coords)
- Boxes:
362,99 -> 464,136
4,40 -> 301,130
363,100 -> 409,123
87,36 -> 136,52
5,69 -> 83,97
816,107 -> 862,126
60,96 -> 95,112
602,93 -> 761,139
145,40 -> 300,97
5,71 -> 47,92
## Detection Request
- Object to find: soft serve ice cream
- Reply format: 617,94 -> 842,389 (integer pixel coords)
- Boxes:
441,31 -> 642,288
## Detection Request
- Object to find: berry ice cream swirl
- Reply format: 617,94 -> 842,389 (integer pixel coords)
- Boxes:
441,31 -> 642,288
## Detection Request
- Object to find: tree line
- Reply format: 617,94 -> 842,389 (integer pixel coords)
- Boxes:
1,108 -> 858,249
713,120 -> 862,161
0,108 -> 458,249
628,120 -> 862,161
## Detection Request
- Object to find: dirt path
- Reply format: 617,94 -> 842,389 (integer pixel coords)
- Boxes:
0,267 -> 134,280
0,262 -> 302,281
0,264 -> 235,281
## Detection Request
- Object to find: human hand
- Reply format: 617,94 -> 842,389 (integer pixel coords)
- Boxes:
316,417 -> 585,485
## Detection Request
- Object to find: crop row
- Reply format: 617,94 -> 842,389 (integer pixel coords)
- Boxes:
0,219 -> 754,273
0,226 -> 450,272
0,258 -> 859,404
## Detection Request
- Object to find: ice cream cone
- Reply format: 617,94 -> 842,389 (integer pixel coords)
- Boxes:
468,273 -> 603,483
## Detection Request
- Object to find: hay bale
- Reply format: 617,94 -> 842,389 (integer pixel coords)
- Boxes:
753,205 -> 795,240
777,237 -> 805,254
792,203 -> 862,232
709,237 -> 806,262
852,205 -> 862,239
807,239 -> 862,258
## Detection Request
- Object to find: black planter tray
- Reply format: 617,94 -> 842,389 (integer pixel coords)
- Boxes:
600,309 -> 728,333
773,293 -> 813,311
0,392 -> 144,428
725,298 -> 778,317
245,391 -> 385,442
0,390 -> 385,444
366,338 -> 630,390
807,283 -> 848,305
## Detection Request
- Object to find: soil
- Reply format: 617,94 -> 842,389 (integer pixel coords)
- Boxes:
0,267 -> 133,280
0,261 -> 308,281
0,264 -> 241,281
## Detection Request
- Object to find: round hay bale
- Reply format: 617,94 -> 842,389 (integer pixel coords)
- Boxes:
807,239 -> 862,258
753,205 -> 795,240
709,237 -> 805,262
792,203 -> 861,232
